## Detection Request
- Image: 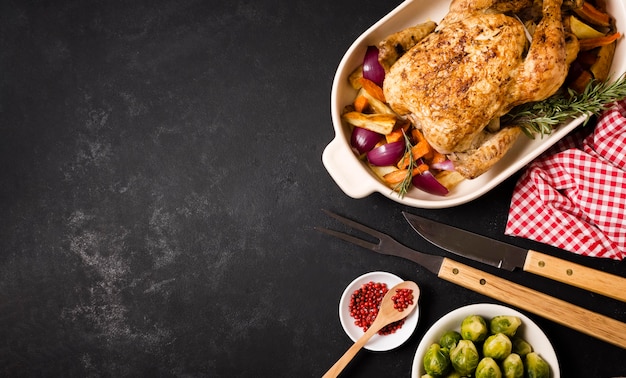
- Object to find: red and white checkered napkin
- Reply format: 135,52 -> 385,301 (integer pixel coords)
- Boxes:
506,99 -> 626,260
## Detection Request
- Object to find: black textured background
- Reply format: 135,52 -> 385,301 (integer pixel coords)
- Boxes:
1,0 -> 625,376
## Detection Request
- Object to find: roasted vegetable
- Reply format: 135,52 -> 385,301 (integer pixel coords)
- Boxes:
483,333 -> 513,360
450,340 -> 480,376
423,343 -> 451,377
502,353 -> 524,378
565,0 -> 619,92
511,337 -> 533,357
525,352 -> 550,378
570,15 -> 605,38
475,357 -> 502,378
490,315 -> 522,337
461,315 -> 488,342
573,0 -> 611,27
439,330 -> 462,351
590,42 -> 616,82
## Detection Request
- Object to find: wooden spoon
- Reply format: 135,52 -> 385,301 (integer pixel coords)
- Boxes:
323,281 -> 420,378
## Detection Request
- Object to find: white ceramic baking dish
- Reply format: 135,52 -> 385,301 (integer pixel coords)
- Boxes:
323,0 -> 626,208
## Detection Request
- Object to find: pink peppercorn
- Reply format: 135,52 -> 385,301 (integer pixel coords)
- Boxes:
348,281 -> 413,335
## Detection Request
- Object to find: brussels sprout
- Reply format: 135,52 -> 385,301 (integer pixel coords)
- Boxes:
511,337 -> 533,357
443,371 -> 462,378
460,315 -> 488,342
423,343 -> 451,377
502,353 -> 524,378
439,330 -> 462,350
421,375 -> 435,378
490,315 -> 522,337
475,357 -> 502,378
483,333 -> 512,360
450,339 -> 479,376
525,352 -> 550,378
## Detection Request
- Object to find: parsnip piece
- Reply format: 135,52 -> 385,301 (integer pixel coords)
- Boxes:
342,112 -> 397,135
358,88 -> 396,115
368,164 -> 398,180
435,170 -> 465,191
348,66 -> 363,90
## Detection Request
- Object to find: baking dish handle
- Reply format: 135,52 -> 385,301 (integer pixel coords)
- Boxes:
322,137 -> 377,199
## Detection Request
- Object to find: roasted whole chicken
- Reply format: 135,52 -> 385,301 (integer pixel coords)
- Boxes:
383,0 -> 578,179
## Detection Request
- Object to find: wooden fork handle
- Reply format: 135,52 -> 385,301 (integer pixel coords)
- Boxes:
438,258 -> 626,350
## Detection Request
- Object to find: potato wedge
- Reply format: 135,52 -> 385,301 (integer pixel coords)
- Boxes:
590,41 -> 616,82
570,15 -> 605,39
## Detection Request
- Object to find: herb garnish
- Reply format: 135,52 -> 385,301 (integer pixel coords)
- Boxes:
393,130 -> 415,198
505,73 -> 626,137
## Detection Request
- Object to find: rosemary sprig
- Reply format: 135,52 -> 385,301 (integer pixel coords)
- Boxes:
504,73 -> 626,138
393,130 -> 415,198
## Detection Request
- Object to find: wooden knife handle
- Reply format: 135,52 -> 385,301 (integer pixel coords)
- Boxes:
438,258 -> 626,349
524,250 -> 626,302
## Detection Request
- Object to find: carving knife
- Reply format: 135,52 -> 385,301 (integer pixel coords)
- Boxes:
318,209 -> 626,349
403,212 -> 626,303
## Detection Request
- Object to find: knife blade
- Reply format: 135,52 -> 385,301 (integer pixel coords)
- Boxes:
403,211 -> 626,303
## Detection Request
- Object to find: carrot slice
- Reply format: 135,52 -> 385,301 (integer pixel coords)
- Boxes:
429,150 -> 447,165
360,78 -> 386,103
411,128 -> 427,143
578,32 -> 621,51
385,121 -> 410,143
353,95 -> 370,113
383,165 -> 429,185
397,153 -> 411,170
575,1 -> 610,27
383,169 -> 411,184
385,128 -> 405,143
397,140 -> 433,169
416,162 -> 429,174
413,140 -> 433,160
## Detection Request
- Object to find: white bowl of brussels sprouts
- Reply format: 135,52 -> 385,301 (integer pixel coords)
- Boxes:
411,303 -> 559,378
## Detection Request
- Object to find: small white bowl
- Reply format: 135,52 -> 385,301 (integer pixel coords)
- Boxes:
339,271 -> 419,351
411,303 -> 560,377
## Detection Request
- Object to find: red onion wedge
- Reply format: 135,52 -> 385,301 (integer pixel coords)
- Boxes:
351,127 -> 383,154
366,140 -> 404,166
430,159 -> 455,171
412,170 -> 449,196
363,46 -> 385,87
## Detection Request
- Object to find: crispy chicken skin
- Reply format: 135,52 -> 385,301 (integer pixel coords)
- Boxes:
383,0 -> 573,179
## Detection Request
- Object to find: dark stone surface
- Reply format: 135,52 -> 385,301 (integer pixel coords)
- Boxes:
1,0 -> 625,376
